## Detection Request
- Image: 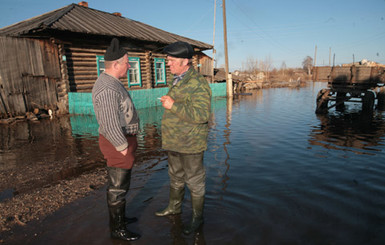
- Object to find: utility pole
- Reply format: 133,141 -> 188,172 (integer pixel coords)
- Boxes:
222,0 -> 232,97
314,45 -> 317,67
212,0 -> 217,81
329,47 -> 331,66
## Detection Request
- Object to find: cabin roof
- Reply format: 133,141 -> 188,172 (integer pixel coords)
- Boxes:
0,3 -> 212,51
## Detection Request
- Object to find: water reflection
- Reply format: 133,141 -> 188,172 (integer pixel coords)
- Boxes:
0,116 -> 104,201
221,98 -> 232,192
0,105 -> 166,201
3,83 -> 385,244
166,215 -> 206,245
309,111 -> 385,154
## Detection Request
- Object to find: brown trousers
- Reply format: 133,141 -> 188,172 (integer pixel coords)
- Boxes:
99,134 -> 137,169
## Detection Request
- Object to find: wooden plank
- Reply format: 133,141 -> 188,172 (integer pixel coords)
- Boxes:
0,37 -> 61,117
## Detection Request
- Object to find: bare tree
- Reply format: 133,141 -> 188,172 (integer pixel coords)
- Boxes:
281,61 -> 287,76
302,56 -> 313,75
242,56 -> 259,74
261,55 -> 272,80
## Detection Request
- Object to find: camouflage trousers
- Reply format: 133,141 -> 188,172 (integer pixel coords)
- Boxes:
167,151 -> 206,197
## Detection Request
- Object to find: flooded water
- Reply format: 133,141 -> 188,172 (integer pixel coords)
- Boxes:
2,82 -> 385,244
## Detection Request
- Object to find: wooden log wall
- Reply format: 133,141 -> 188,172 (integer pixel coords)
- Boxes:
64,45 -> 169,93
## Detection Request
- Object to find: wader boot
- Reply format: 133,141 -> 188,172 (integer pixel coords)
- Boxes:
183,195 -> 204,235
124,216 -> 138,225
109,204 -> 140,241
107,167 -> 137,224
107,167 -> 140,241
155,187 -> 185,216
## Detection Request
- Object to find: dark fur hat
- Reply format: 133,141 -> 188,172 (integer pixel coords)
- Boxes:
104,38 -> 127,61
163,41 -> 194,59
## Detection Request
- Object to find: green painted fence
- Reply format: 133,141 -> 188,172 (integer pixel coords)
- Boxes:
68,83 -> 226,115
70,95 -> 228,137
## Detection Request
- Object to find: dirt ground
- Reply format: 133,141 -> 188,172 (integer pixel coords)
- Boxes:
0,167 -> 107,243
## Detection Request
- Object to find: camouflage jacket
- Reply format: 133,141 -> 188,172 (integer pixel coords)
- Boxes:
161,67 -> 212,153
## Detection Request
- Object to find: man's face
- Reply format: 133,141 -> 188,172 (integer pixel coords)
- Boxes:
167,56 -> 187,75
116,54 -> 130,78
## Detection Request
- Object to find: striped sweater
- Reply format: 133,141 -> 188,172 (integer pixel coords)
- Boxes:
92,72 -> 139,151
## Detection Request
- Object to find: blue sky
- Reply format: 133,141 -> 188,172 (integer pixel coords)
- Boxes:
1,0 -> 384,70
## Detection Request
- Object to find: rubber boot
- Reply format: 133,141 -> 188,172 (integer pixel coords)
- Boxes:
155,187 -> 185,216
124,216 -> 138,224
109,204 -> 141,241
183,195 -> 204,235
107,167 -> 138,225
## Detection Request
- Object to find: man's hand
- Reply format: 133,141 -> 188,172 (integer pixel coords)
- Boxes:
120,148 -> 128,156
160,95 -> 174,110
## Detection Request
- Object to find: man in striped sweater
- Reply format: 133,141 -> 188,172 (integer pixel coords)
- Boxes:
92,38 -> 140,241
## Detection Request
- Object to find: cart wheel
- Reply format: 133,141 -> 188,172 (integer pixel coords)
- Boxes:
377,87 -> 385,111
316,89 -> 330,114
362,91 -> 375,111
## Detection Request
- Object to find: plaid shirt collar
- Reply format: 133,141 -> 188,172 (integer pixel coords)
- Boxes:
172,69 -> 189,86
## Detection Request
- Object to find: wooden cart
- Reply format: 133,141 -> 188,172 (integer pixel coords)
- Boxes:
314,66 -> 385,114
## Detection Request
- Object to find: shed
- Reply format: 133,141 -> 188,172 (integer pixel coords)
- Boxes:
0,2 -> 214,118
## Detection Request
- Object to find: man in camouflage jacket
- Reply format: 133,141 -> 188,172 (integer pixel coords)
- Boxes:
155,41 -> 212,235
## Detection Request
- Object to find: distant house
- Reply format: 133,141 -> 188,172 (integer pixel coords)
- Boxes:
213,68 -> 242,83
0,1 -> 214,118
256,72 -> 265,81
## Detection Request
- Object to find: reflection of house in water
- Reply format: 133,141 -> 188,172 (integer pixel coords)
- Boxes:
309,112 -> 385,154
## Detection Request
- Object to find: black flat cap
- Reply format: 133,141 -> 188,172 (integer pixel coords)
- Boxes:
163,41 -> 194,59
104,38 -> 127,61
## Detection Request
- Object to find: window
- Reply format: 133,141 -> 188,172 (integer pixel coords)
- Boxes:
154,58 -> 166,85
96,55 -> 105,76
128,57 -> 142,87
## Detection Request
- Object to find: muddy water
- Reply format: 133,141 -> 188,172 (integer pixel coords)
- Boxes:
2,82 -> 385,244
0,106 -> 164,201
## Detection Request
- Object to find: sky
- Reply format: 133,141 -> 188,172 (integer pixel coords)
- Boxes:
0,0 -> 384,71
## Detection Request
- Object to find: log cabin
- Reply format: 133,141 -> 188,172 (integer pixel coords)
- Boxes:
0,1 -> 224,118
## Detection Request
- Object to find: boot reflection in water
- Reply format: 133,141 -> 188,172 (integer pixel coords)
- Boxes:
168,215 -> 188,245
192,224 -> 206,245
107,167 -> 140,241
